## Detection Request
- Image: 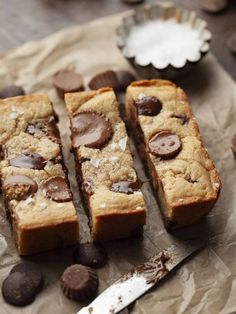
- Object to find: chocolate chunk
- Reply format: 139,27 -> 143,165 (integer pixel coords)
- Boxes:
200,0 -> 227,13
122,0 -> 144,4
116,70 -> 136,92
231,134 -> 236,157
110,180 -> 142,195
73,243 -> 108,268
61,264 -> 99,301
227,33 -> 236,54
0,85 -> 25,99
43,176 -> 72,202
88,70 -> 119,91
2,272 -> 37,306
9,153 -> 46,170
53,70 -> 84,99
71,112 -> 113,149
135,96 -> 162,116
3,175 -> 38,201
10,261 -> 43,293
148,131 -> 182,159
45,120 -> 60,143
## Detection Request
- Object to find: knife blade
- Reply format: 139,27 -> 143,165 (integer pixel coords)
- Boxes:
77,238 -> 205,314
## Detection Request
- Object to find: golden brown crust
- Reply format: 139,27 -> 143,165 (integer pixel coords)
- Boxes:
65,88 -> 147,241
126,79 -> 221,228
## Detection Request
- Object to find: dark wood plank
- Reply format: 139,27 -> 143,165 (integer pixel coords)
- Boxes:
0,0 -> 235,79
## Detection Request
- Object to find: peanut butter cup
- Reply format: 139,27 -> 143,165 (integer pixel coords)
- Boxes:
135,96 -> 162,116
9,153 -> 46,170
73,243 -> 108,268
0,85 -> 25,99
61,264 -> 99,301
148,131 -> 182,159
53,70 -> 84,99
43,176 -> 72,202
71,111 -> 113,149
3,175 -> 38,201
88,70 -> 119,91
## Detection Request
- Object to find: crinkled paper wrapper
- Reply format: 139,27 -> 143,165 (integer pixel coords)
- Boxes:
0,12 -> 235,314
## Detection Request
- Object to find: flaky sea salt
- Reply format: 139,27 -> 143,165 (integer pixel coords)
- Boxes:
100,203 -> 107,209
125,18 -> 203,68
119,137 -> 128,151
111,142 -> 118,150
90,159 -> 100,168
40,203 -> 47,209
110,156 -> 119,162
138,93 -> 146,100
23,197 -> 33,205
57,204 -> 64,208
9,112 -> 20,120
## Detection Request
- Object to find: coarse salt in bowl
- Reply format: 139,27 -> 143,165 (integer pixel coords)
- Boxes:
116,2 -> 212,79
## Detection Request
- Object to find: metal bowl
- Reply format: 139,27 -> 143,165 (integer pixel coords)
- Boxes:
116,2 -> 212,79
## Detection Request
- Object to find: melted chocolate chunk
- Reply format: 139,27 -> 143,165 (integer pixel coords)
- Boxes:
0,85 -> 25,99
46,120 -> 60,143
116,70 -> 136,92
9,153 -> 46,170
73,243 -> 108,268
3,175 -> 38,201
43,176 -> 72,202
110,180 -> 142,195
148,131 -> 182,159
53,70 -> 84,99
10,262 -> 43,293
135,96 -> 162,116
136,252 -> 169,285
61,264 -> 99,301
71,112 -> 113,149
2,272 -> 37,306
172,114 -> 189,125
88,70 -> 119,91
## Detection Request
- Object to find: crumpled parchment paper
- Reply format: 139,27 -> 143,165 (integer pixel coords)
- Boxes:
0,12 -> 235,314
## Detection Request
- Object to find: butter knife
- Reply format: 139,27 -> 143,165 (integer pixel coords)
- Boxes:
77,238 -> 205,314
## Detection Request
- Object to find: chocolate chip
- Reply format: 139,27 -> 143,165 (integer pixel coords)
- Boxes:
116,70 -> 136,92
10,261 -> 43,293
43,176 -> 72,202
200,0 -> 227,13
88,70 -> 119,91
0,85 -> 25,99
9,153 -> 46,170
73,243 -> 108,268
172,114 -> 189,125
148,131 -> 182,159
2,272 -> 37,306
135,96 -> 162,116
71,111 -> 113,149
110,180 -> 142,195
227,33 -> 236,54
122,0 -> 144,4
53,70 -> 84,99
61,264 -> 99,301
3,175 -> 38,201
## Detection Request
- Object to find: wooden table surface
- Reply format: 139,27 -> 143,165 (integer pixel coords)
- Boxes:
0,0 -> 235,80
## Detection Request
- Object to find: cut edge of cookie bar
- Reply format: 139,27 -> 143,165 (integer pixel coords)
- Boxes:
65,88 -> 147,242
0,94 -> 79,255
125,79 -> 221,229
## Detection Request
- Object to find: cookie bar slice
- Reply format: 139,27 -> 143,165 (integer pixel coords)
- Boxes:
65,88 -> 147,241
0,95 -> 79,255
126,80 -> 221,229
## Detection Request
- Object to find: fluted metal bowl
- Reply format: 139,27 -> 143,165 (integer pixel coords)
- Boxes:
116,2 -> 212,79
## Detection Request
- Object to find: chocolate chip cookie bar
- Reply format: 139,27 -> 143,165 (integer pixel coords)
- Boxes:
0,95 -> 79,255
65,88 -> 147,241
126,80 -> 221,229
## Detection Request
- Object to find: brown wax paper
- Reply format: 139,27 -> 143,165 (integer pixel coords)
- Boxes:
0,12 -> 235,314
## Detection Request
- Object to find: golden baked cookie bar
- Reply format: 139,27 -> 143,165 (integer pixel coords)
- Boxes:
126,80 -> 221,229
65,88 -> 147,241
0,95 -> 79,255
